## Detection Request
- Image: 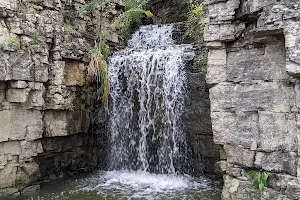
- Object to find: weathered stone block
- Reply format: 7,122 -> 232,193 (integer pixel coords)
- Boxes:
0,164 -> 17,188
6,88 -> 30,103
222,175 -> 260,200
28,82 -> 44,90
35,64 -> 49,83
16,162 -> 40,187
9,81 -> 28,89
286,61 -> 300,78
0,19 -> 10,43
268,173 -> 298,191
10,53 -> 34,81
0,0 -> 18,11
50,61 -> 65,85
0,109 -> 43,142
12,109 -> 43,141
63,60 -> 85,86
0,111 -> 11,142
226,42 -> 288,82
0,155 -> 7,169
285,180 -> 300,199
224,145 -> 255,167
44,111 -> 68,137
211,111 -> 259,147
0,52 -> 34,81
206,49 -> 227,84
255,152 -> 298,175
0,53 -> 10,81
28,90 -> 45,108
2,141 -> 21,155
210,82 -> 295,112
44,110 -> 88,137
19,141 -> 43,162
259,112 -> 297,152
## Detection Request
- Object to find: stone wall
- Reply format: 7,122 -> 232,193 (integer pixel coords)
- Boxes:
0,0 -> 123,197
204,0 -> 300,199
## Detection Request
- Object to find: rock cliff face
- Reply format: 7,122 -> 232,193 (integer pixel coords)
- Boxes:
0,0 -> 123,197
149,0 -> 189,24
204,0 -> 300,199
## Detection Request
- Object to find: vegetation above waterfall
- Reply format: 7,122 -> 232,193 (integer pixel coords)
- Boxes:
114,0 -> 153,43
185,0 -> 208,73
79,0 -> 153,109
79,0 -> 111,109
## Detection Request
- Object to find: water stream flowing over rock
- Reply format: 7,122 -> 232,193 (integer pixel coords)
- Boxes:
108,24 -> 195,174
10,24 -> 221,200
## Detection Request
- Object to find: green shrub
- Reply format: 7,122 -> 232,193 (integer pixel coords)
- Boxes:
248,170 -> 268,190
185,1 -> 204,47
113,0 -> 152,43
185,0 -> 207,73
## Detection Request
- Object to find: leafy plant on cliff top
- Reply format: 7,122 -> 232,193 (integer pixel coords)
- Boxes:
248,170 -> 268,190
185,0 -> 208,73
113,0 -> 153,43
185,1 -> 204,46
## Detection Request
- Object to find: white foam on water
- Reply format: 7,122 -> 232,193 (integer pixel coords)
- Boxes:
75,170 -> 217,199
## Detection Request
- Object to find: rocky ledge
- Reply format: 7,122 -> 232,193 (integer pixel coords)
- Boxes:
0,0 -> 124,197
204,0 -> 300,199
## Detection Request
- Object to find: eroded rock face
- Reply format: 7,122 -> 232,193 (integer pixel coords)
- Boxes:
149,0 -> 189,24
204,0 -> 300,199
0,0 -> 124,197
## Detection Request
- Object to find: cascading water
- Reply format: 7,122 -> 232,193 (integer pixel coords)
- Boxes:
22,24 -> 221,200
108,24 -> 193,174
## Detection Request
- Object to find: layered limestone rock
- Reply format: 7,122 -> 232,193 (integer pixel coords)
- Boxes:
204,0 -> 300,199
0,0 -> 124,197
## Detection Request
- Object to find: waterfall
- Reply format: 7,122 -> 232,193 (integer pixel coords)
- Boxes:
26,24 -> 220,200
108,24 -> 195,174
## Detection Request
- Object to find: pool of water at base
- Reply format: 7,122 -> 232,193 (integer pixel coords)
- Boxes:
17,170 -> 221,200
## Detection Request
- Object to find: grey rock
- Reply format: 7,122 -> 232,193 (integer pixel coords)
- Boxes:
9,81 -> 28,89
255,152 -> 298,176
224,145 -> 255,167
6,88 -> 30,103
